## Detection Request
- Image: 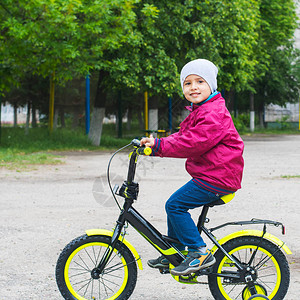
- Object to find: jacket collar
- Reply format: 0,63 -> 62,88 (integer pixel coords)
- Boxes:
185,91 -> 221,112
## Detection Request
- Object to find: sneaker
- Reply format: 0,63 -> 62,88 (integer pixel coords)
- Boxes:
147,255 -> 169,268
170,250 -> 216,276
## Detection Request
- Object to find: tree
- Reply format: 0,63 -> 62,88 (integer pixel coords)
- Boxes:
105,0 -> 260,137
246,0 -> 298,130
0,0 -> 139,135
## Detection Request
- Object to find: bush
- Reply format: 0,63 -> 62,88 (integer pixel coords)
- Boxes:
231,114 -> 248,133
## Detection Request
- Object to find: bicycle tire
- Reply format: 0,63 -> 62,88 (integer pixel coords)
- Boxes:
56,234 -> 137,300
208,236 -> 290,300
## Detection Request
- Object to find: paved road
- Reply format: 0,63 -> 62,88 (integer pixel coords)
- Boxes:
0,134 -> 299,299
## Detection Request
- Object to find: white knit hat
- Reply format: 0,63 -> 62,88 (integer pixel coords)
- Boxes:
180,59 -> 218,93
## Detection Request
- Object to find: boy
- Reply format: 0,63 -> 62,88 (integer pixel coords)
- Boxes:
140,59 -> 244,276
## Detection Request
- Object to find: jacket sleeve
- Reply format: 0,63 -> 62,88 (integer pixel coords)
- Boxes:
151,110 -> 227,158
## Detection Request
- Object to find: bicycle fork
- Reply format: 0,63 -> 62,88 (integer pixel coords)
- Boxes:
91,200 -> 132,278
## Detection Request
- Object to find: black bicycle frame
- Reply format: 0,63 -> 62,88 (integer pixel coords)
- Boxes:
93,143 -> 287,299
95,145 -> 279,286
96,147 -> 244,275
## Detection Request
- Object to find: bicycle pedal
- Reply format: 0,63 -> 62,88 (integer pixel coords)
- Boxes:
159,267 -> 170,274
196,266 -> 214,276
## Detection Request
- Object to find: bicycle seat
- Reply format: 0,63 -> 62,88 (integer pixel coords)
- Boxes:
208,193 -> 235,207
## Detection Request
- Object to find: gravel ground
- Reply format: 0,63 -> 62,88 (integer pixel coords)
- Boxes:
0,134 -> 299,300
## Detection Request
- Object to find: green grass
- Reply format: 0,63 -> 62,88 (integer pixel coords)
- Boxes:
0,124 -> 299,170
0,125 -> 143,170
249,128 -> 300,135
280,175 -> 300,179
0,150 -> 63,170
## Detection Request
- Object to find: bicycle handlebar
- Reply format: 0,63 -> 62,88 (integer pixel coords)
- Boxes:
131,139 -> 152,156
108,139 -> 152,206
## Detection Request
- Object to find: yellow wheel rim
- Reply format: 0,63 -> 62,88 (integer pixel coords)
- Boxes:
243,285 -> 267,299
217,245 -> 281,300
64,242 -> 129,300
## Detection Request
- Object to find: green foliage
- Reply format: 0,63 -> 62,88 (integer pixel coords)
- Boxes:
275,116 -> 294,130
231,115 -> 247,133
249,0 -> 298,96
0,0 -> 299,123
185,0 -> 260,92
254,46 -> 300,105
0,0 -> 138,91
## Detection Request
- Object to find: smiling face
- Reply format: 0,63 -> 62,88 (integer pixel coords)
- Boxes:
183,74 -> 212,104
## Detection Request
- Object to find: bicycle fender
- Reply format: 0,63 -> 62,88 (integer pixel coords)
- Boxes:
86,229 -> 143,270
211,229 -> 292,255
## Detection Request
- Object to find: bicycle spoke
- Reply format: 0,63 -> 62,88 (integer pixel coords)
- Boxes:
72,277 -> 92,287
226,282 -> 240,297
103,259 -> 136,275
69,267 -> 90,271
94,245 -> 103,266
78,254 -> 92,271
90,278 -> 94,299
105,251 -> 118,268
82,277 -> 92,296
103,272 -> 122,280
101,276 -> 121,287
73,260 -> 91,272
103,261 -> 125,274
257,277 -> 273,291
98,278 -> 101,300
69,270 -> 90,278
100,276 -> 111,297
85,247 -> 97,266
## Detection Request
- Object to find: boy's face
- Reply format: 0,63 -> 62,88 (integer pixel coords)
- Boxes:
183,74 -> 211,104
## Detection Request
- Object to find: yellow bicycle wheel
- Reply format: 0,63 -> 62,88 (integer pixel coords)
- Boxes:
208,236 -> 289,300
56,234 -> 137,300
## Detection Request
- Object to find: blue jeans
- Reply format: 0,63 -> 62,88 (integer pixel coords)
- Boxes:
165,180 -> 220,251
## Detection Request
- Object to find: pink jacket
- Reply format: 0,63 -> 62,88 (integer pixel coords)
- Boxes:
151,92 -> 244,191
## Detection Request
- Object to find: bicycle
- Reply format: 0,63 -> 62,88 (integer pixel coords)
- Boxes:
56,139 -> 291,300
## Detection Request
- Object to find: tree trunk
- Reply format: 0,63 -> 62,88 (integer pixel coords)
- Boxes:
13,104 -> 17,127
126,108 -> 132,131
135,93 -> 144,130
258,99 -> 265,128
117,91 -> 122,138
224,90 -> 235,113
89,107 -> 105,145
149,95 -> 158,137
88,70 -> 108,146
25,101 -> 31,135
32,102 -> 37,128
250,92 -> 255,132
49,73 -> 55,132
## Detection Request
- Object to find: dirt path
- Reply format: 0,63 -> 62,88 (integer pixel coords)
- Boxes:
0,135 -> 299,299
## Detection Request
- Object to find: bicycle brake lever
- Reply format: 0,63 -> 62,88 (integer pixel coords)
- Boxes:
131,139 -> 140,147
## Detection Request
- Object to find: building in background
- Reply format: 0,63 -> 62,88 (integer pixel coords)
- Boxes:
1,103 -> 39,125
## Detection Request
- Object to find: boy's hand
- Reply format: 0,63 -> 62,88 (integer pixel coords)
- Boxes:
140,135 -> 155,147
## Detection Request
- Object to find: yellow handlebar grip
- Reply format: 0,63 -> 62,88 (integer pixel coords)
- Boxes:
144,147 -> 152,156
